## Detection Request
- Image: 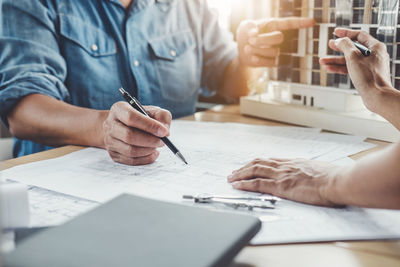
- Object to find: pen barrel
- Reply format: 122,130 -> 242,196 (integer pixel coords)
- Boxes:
354,42 -> 371,56
161,137 -> 178,154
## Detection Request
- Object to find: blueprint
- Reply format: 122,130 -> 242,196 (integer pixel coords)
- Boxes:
4,121 -> 397,245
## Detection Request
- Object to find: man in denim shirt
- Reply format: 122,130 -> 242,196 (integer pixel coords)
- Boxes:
0,0 -> 313,165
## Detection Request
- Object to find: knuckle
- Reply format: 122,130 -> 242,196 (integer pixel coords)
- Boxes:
348,49 -> 359,59
266,159 -> 278,168
150,152 -> 159,162
252,164 -> 262,174
122,128 -> 134,143
252,158 -> 263,165
360,30 -> 368,37
376,42 -> 387,51
146,121 -> 160,134
127,145 -> 137,157
112,101 -> 127,115
128,158 -> 139,166
159,109 -> 172,124
165,110 -> 173,122
127,111 -> 138,124
252,178 -> 262,191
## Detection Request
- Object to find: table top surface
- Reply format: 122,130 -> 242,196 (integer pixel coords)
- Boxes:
1,105 -> 399,267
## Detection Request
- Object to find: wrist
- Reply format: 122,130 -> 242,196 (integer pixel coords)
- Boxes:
320,167 -> 347,206
370,86 -> 400,129
88,110 -> 108,149
220,57 -> 250,99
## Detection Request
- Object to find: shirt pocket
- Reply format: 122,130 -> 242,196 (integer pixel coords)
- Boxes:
59,14 -> 117,57
148,31 -> 198,102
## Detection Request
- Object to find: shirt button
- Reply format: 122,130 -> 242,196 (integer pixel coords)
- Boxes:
91,44 -> 98,52
134,60 -> 140,67
170,50 -> 176,57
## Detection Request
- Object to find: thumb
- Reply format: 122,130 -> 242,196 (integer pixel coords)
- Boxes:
334,37 -> 361,58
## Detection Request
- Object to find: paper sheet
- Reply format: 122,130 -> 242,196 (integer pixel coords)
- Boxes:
2,122 -> 372,203
4,121 -> 397,245
250,200 -> 400,244
28,186 -> 99,227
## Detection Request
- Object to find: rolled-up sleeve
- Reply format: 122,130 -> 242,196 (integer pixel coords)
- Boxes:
0,0 -> 69,126
200,0 -> 238,96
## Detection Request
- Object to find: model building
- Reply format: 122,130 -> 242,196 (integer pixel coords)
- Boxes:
269,0 -> 400,90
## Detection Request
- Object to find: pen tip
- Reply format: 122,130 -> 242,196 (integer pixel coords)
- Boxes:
119,87 -> 125,94
176,152 -> 188,165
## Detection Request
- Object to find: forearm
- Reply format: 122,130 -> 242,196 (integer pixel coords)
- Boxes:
372,86 -> 400,130
7,94 -> 108,148
326,143 -> 400,209
219,57 -> 251,100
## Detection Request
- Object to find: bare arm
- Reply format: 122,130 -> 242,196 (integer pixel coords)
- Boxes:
8,94 -> 107,148
8,93 -> 172,165
327,143 -> 400,209
218,58 -> 251,99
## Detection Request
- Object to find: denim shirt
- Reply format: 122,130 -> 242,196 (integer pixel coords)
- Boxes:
0,0 -> 237,157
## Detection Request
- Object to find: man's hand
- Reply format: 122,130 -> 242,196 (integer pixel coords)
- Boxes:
103,102 -> 172,165
320,28 -> 394,112
237,17 -> 315,67
227,158 -> 341,206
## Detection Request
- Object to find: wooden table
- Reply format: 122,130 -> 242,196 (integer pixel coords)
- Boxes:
1,105 -> 399,267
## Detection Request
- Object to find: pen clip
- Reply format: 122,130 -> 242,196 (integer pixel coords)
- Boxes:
119,87 -> 149,116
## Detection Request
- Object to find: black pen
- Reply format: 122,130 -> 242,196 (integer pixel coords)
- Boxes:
118,87 -> 188,164
333,34 -> 371,56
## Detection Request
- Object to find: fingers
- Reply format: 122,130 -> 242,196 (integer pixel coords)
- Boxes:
334,37 -> 362,58
319,56 -> 346,66
110,120 -> 164,148
328,39 -> 341,52
109,150 -> 160,166
260,17 -> 315,33
104,136 -> 158,157
244,45 -> 280,58
145,106 -> 172,130
248,55 -> 277,67
319,57 -> 348,74
233,158 -> 280,173
249,31 -> 284,47
111,102 -> 169,138
232,178 -> 276,194
104,103 -> 173,165
324,65 -> 348,75
228,164 -> 280,182
334,28 -> 380,48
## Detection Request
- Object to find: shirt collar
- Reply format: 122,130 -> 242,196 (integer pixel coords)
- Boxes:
105,0 -> 175,14
105,0 -> 155,11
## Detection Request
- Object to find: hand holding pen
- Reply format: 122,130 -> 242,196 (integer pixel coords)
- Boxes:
119,88 -> 187,164
319,28 -> 395,117
102,91 -> 173,166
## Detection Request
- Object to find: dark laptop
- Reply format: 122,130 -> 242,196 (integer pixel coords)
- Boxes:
4,194 -> 261,267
